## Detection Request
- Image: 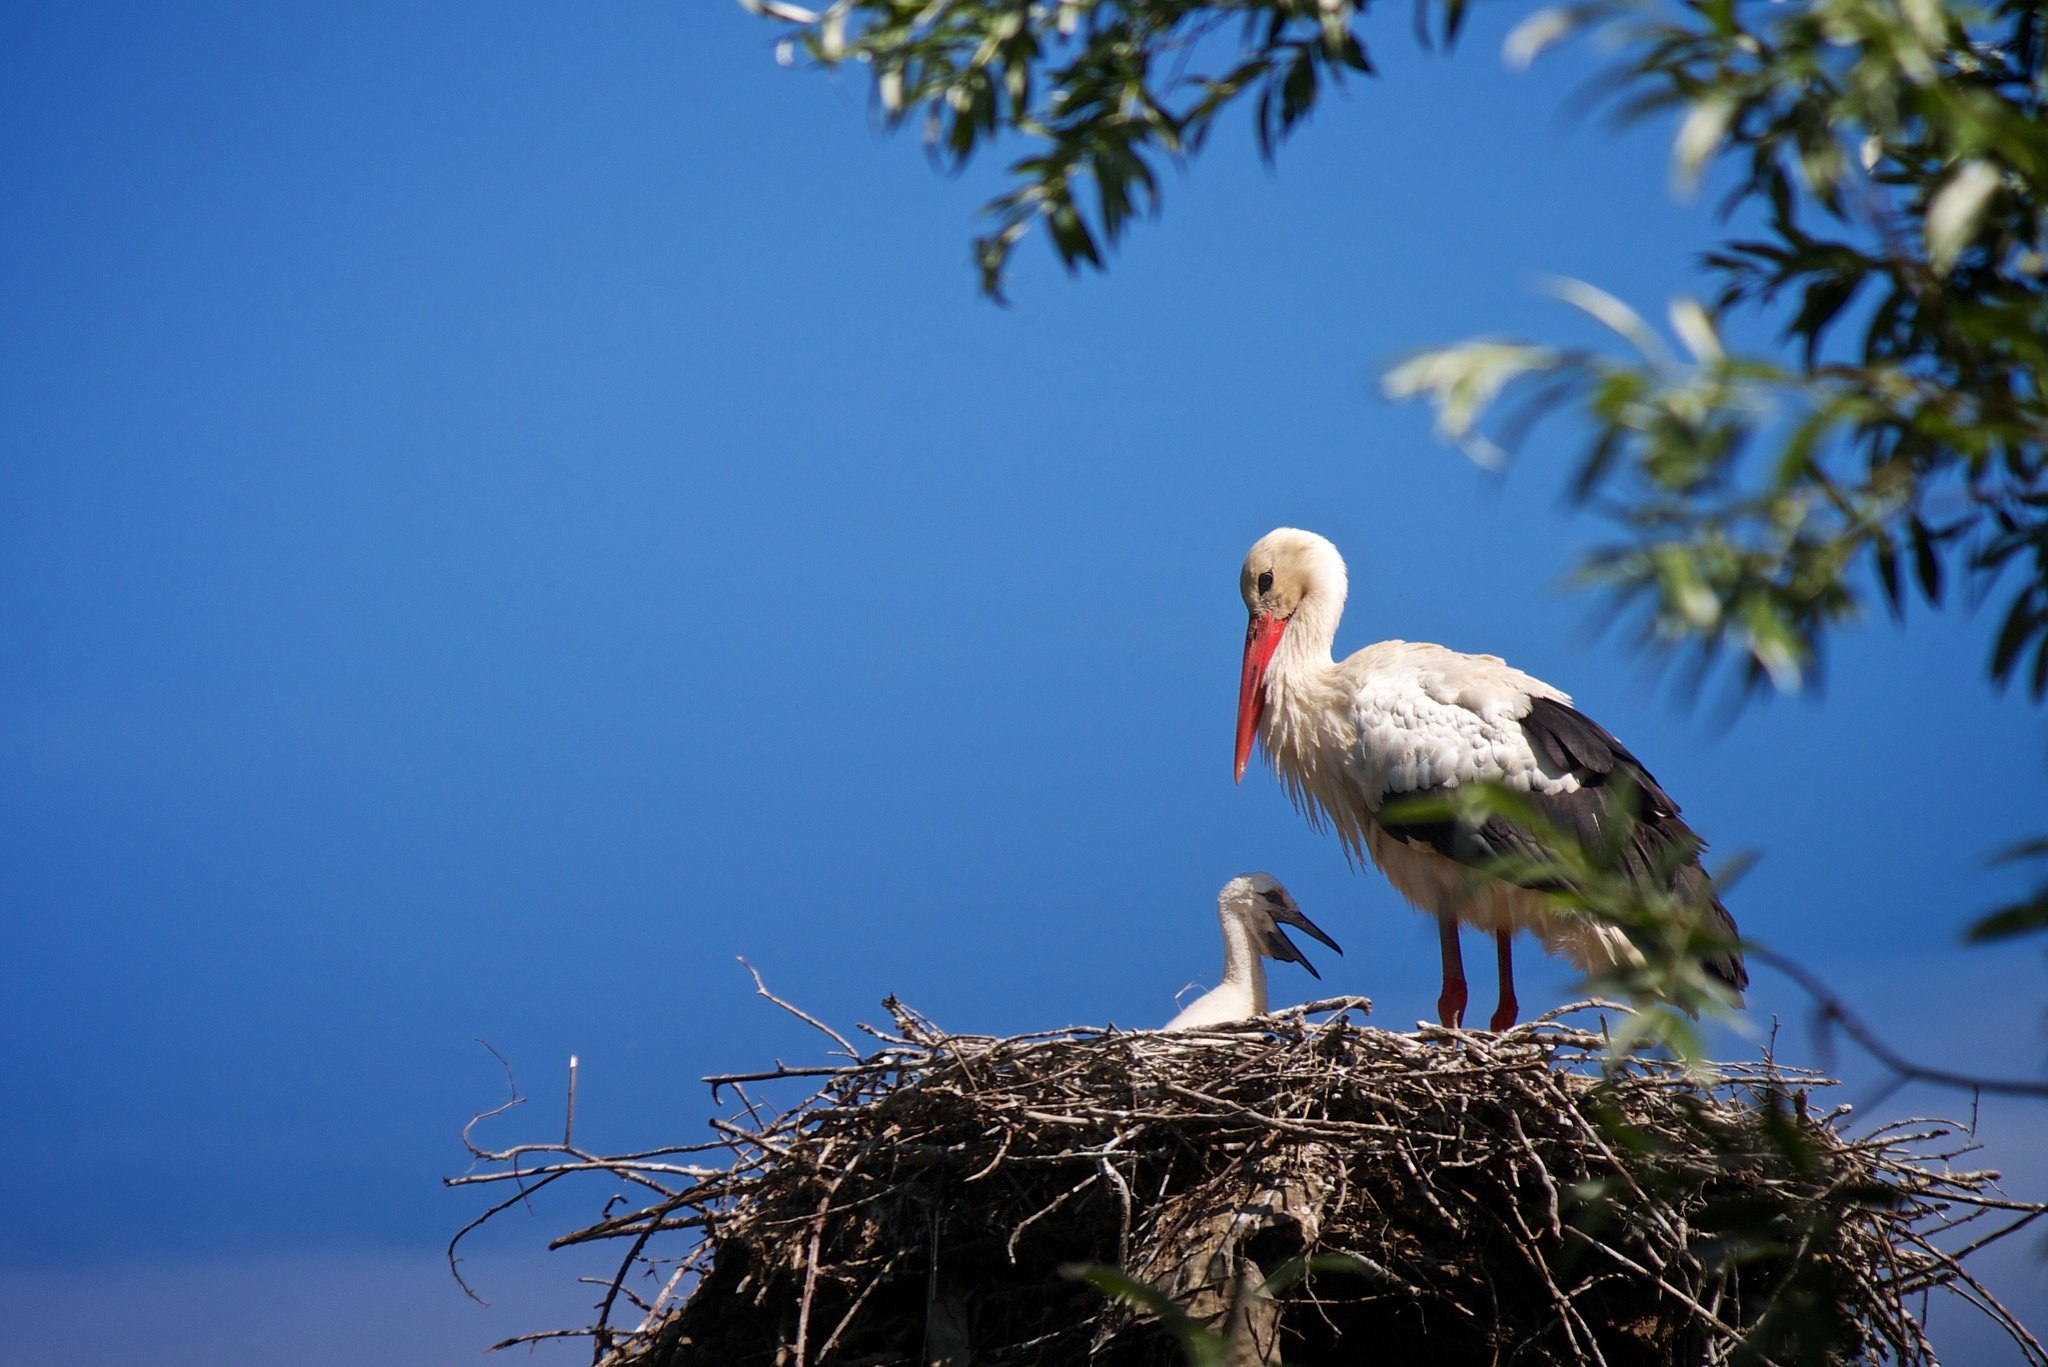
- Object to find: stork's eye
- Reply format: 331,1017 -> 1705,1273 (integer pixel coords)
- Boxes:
1257,571 -> 1274,595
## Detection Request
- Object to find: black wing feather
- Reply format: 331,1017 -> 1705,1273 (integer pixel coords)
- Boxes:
1376,694 -> 1748,992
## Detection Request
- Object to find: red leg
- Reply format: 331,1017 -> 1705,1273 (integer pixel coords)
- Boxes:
1489,929 -> 1519,1032
1435,911 -> 1467,1028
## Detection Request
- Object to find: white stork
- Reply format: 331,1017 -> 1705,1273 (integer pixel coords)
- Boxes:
1232,528 -> 1746,1031
1165,873 -> 1343,1030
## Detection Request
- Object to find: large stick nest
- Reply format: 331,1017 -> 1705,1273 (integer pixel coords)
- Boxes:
451,997 -> 2045,1367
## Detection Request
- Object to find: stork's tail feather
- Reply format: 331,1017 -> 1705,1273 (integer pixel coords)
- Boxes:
1706,946 -> 1748,996
1683,864 -> 1748,996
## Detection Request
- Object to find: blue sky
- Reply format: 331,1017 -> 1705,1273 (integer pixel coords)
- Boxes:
4,3 -> 2044,1361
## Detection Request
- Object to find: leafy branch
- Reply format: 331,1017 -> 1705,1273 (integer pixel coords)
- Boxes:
742,0 -> 1390,297
1387,0 -> 2048,703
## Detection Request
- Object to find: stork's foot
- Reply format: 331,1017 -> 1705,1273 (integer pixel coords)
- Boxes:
1436,980 -> 1467,1030
1489,929 -> 1518,1032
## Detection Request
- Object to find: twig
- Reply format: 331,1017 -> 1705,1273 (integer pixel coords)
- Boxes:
1758,948 -> 2048,1098
461,1038 -> 528,1160
565,1054 -> 579,1148
740,957 -> 859,1058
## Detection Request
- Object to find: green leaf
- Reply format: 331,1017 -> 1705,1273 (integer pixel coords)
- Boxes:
1872,530 -> 1904,618
1990,594 -> 2041,685
1279,49 -> 1318,133
1673,94 -> 1735,196
1669,297 -> 1724,362
1253,1252 -> 1380,1297
1908,517 -> 1943,604
1503,7 -> 1578,69
1926,161 -> 2001,273
1991,836 -> 2048,865
1540,277 -> 1669,362
1381,342 -> 1563,467
1964,894 -> 2048,943
1788,275 -> 1862,366
1442,0 -> 1473,47
1061,1265 -> 1227,1367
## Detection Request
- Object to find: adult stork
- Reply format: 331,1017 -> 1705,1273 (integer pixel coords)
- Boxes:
1165,872 -> 1343,1030
1232,528 -> 1746,1030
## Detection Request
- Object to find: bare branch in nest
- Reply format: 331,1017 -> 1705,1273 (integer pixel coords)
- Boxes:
460,1038 -> 527,1161
565,1055 -> 579,1148
450,1000 -> 2047,1366
448,1037 -> 532,1306
738,957 -> 858,1059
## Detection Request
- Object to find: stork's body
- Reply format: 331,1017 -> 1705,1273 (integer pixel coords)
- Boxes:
1165,873 -> 1342,1030
1233,529 -> 1745,1029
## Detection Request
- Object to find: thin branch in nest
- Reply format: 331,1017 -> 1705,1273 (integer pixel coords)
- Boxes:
564,1054 -> 579,1148
739,957 -> 858,1059
462,1037 -> 528,1161
448,1038 -> 533,1306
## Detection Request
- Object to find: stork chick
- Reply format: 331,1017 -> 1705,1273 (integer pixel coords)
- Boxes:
1233,527 -> 1747,1030
1165,873 -> 1343,1030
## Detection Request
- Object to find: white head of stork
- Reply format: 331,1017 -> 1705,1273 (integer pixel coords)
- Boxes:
1233,527 -> 1747,1031
1164,873 -> 1343,1031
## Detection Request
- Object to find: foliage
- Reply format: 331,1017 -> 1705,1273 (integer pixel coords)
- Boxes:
744,0 -> 2047,705
1966,835 -> 2048,941
1391,0 -> 2048,944
739,0 -> 1388,298
743,0 -> 2048,947
1389,0 -> 2048,709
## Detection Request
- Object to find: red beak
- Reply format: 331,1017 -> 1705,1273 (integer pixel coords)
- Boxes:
1235,612 -> 1288,783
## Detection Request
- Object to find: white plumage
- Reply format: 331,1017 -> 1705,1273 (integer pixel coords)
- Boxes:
1164,873 -> 1342,1031
1232,528 -> 1746,1030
